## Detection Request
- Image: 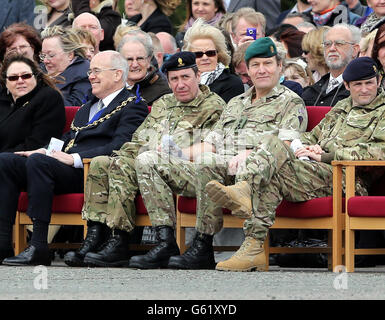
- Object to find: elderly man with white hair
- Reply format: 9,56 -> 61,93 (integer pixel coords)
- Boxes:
302,23 -> 361,106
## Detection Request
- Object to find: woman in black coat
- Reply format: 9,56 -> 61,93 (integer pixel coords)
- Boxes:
0,55 -> 65,153
127,0 -> 180,35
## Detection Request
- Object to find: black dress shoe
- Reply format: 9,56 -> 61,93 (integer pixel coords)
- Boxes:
2,246 -> 51,266
84,232 -> 131,267
0,248 -> 14,264
64,223 -> 109,267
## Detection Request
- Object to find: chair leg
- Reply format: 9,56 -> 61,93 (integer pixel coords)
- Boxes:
14,212 -> 23,255
264,233 -> 270,271
177,227 -> 187,254
345,228 -> 355,272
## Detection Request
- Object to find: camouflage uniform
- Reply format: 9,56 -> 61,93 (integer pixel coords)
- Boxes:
243,89 -> 385,241
135,84 -> 308,234
82,85 -> 224,232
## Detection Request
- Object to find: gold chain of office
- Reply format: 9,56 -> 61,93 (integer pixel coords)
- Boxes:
64,96 -> 138,152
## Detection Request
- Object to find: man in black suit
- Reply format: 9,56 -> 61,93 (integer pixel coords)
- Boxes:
0,50 -> 148,266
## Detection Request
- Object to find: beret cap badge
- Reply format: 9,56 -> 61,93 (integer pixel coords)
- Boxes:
178,58 -> 185,67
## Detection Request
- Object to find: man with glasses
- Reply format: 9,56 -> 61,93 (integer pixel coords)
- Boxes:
302,23 -> 361,107
72,13 -> 104,56
118,34 -> 171,106
0,51 -> 148,266
64,51 -> 224,268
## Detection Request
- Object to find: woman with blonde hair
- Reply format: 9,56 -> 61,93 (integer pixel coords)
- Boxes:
39,0 -> 72,31
183,19 -> 243,102
284,58 -> 315,88
40,26 -> 91,106
301,26 -> 330,82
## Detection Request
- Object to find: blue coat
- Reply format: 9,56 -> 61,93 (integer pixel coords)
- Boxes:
61,88 -> 149,159
0,0 -> 35,31
55,56 -> 91,106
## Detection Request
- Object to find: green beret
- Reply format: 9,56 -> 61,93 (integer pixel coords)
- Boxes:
244,37 -> 277,62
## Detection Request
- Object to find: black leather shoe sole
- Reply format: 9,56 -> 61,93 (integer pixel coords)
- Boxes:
83,254 -> 130,268
128,258 -> 170,269
2,258 -> 51,266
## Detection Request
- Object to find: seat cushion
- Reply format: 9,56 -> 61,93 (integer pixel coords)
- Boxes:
177,196 -> 334,218
18,192 -> 84,213
177,196 -> 231,214
135,195 -> 148,215
348,196 -> 385,217
276,197 -> 334,218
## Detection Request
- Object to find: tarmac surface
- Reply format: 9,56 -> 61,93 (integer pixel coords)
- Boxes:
1,256 -> 385,302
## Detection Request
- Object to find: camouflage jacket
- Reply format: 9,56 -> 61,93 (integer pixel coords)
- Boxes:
115,85 -> 224,157
204,84 -> 308,155
301,88 -> 385,162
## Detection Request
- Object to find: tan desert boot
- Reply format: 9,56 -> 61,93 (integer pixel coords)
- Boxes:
205,180 -> 252,218
215,237 -> 267,272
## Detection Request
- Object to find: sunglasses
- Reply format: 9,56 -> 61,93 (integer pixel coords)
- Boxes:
193,50 -> 217,58
6,73 -> 34,81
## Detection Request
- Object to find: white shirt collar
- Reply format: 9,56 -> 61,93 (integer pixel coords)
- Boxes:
100,87 -> 125,109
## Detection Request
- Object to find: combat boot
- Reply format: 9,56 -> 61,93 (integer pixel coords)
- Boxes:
64,222 -> 109,267
205,180 -> 252,218
168,232 -> 216,269
84,229 -> 131,267
128,226 -> 180,269
215,236 -> 267,272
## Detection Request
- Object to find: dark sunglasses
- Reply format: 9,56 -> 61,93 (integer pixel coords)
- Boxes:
6,73 -> 34,81
193,50 -> 217,58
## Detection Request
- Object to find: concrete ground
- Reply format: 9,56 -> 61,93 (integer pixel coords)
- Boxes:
1,256 -> 385,301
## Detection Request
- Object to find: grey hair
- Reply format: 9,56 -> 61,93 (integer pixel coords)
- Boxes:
117,35 -> 154,59
102,50 -> 129,84
117,30 -> 153,58
323,23 -> 361,44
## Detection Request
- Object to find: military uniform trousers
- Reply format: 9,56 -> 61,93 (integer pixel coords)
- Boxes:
135,150 -> 240,235
0,152 -> 83,226
137,135 -> 366,241
82,153 -> 142,232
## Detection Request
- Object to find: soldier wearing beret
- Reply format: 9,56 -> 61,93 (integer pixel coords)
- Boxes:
206,56 -> 385,272
64,51 -> 225,267
132,37 -> 308,270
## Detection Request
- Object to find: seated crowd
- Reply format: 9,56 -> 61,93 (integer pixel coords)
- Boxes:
0,0 -> 385,270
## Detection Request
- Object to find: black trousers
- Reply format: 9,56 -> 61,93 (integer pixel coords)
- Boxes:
0,152 -> 83,225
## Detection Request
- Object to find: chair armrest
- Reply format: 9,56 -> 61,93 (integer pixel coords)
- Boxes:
332,160 -> 385,200
332,160 -> 385,166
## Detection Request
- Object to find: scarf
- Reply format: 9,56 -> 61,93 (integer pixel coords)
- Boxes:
184,12 -> 224,31
311,5 -> 337,25
200,62 -> 226,86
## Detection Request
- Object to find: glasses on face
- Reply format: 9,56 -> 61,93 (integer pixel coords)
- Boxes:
87,68 -> 117,76
193,50 -> 217,58
126,56 -> 148,64
302,50 -> 309,55
39,52 -> 58,62
7,45 -> 31,53
6,73 -> 34,82
322,40 -> 355,49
